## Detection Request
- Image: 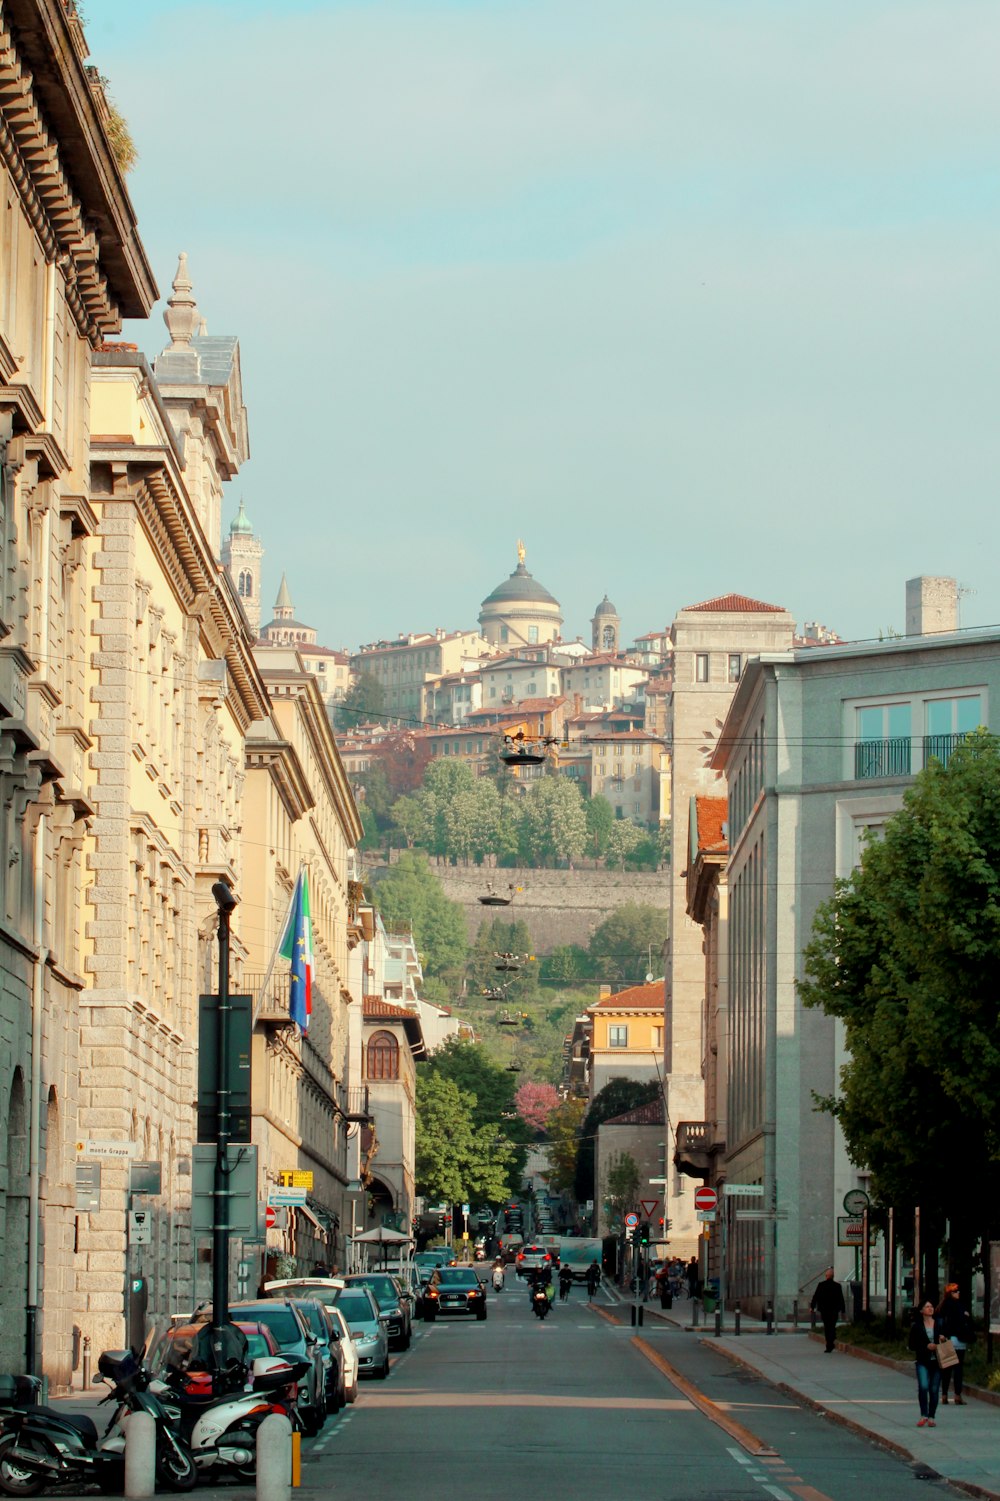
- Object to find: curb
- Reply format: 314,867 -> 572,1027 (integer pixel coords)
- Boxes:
632,1335 -> 777,1457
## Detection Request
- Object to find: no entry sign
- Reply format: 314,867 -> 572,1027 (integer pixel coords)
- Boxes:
694,1186 -> 718,1212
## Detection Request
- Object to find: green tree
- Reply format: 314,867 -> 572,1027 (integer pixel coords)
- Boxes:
605,1151 -> 640,1229
390,793 -> 433,849
585,795 -> 614,858
371,851 -> 467,981
359,762 -> 393,831
606,818 -> 645,870
799,730 -> 1000,1274
540,945 -> 593,984
421,1037 -> 530,1193
414,1073 -> 517,1203
519,776 -> 588,866
574,1078 -> 661,1203
335,670 -> 386,729
543,1098 -> 587,1195
467,916 -> 537,1004
588,903 -> 669,986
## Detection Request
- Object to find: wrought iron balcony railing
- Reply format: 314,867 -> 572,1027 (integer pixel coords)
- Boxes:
853,737 -> 911,779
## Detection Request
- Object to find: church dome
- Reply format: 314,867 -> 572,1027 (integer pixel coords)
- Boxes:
230,498 -> 253,536
481,562 -> 559,609
594,594 -> 618,617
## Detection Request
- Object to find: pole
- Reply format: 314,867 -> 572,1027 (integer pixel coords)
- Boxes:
26,812 -> 46,1374
861,1207 -> 870,1319
211,882 -> 238,1334
718,1194 -> 727,1332
913,1205 -> 921,1311
886,1208 -> 896,1331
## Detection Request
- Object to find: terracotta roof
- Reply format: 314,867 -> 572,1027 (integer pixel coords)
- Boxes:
362,996 -> 416,1019
513,696 -> 566,712
695,796 -> 729,854
603,1098 -> 665,1127
682,593 -> 787,614
591,981 -> 664,1011
587,729 -> 658,742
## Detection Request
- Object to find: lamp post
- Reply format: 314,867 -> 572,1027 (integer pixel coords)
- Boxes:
211,881 -> 238,1335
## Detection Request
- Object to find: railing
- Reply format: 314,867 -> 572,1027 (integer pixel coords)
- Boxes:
923,731 -> 967,769
346,1086 -> 373,1122
853,737 -> 911,779
675,1121 -> 711,1152
245,970 -> 290,1021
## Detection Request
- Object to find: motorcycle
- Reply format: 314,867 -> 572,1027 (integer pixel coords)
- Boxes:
491,1266 -> 504,1292
531,1286 -> 551,1320
153,1354 -> 311,1482
0,1351 -> 196,1497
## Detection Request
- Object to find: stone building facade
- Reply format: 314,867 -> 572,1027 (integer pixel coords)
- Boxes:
242,644 -> 364,1277
0,0 -> 156,1383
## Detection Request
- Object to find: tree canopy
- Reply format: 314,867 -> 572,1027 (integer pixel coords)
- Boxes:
574,1077 -> 661,1203
588,903 -> 669,985
414,1072 -> 518,1203
335,670 -> 386,729
799,730 -> 1000,1263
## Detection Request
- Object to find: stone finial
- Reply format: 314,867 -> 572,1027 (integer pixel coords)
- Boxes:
163,252 -> 202,349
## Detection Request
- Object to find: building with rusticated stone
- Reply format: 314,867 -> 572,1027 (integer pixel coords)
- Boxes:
0,0 -> 156,1386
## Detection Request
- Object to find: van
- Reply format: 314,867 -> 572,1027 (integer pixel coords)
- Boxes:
558,1238 -> 603,1283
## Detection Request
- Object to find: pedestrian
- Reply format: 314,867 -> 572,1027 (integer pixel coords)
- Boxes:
685,1257 -> 699,1298
908,1299 -> 943,1427
586,1260 -> 601,1297
936,1283 -> 974,1405
810,1266 -> 846,1352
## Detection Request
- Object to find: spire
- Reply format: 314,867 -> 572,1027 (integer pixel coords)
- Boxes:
230,497 -> 253,536
163,252 -> 202,350
274,573 -> 294,619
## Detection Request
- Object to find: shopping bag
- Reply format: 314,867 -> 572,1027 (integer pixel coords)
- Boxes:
935,1338 -> 960,1369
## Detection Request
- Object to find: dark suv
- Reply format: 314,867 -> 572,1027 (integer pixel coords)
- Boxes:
341,1273 -> 412,1351
230,1299 -> 326,1434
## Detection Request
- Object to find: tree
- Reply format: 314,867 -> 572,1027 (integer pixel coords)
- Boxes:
414,1072 -> 517,1203
605,818 -> 645,870
335,670 -> 386,729
588,903 -> 669,986
585,795 -> 614,858
518,776 -> 588,866
574,1077 -> 661,1203
605,1152 -> 640,1230
467,916 -> 537,1004
798,730 -> 1000,1279
514,1081 -> 560,1133
540,945 -> 593,984
390,793 -> 433,849
421,1037 -> 530,1194
371,851 -> 467,981
544,1098 -> 587,1195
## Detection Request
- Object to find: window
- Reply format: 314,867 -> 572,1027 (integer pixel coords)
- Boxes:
728,654 -> 741,683
500,625 -> 509,643
634,802 -> 642,815
855,702 -> 911,778
652,1026 -> 664,1050
528,626 -> 539,644
367,1031 -> 400,1080
696,653 -> 709,682
925,695 -> 982,766
608,1024 -> 628,1048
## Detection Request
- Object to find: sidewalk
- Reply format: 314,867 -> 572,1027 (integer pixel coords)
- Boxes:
702,1330 -> 1000,1501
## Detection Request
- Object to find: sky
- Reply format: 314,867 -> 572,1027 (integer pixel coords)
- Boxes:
80,0 -> 1000,650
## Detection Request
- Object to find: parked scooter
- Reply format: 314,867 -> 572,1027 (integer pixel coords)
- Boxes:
153,1353 -> 310,1482
0,1351 -> 196,1497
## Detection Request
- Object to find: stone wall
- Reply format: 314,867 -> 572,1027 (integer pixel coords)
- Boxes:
425,862 -> 669,950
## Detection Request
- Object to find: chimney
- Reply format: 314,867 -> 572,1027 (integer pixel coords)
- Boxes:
599,984 -> 611,999
905,576 -> 958,637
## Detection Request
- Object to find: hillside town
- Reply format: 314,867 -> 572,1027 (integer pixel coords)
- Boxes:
1,5 -> 1000,1500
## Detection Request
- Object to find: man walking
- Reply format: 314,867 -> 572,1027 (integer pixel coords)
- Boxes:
811,1266 -> 846,1352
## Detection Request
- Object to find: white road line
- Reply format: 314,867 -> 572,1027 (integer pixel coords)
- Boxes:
761,1488 -> 793,1501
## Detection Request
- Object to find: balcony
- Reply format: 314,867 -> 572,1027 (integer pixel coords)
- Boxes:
246,971 -> 293,1026
673,1121 -> 717,1179
853,737 -> 911,779
923,731 -> 968,769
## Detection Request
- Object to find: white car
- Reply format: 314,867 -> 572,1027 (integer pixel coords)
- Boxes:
263,1277 -> 358,1403
324,1302 -> 359,1403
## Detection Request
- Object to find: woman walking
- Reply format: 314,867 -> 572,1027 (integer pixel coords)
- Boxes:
908,1299 -> 943,1427
937,1283 -> 974,1405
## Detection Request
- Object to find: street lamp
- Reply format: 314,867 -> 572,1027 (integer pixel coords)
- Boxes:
210,880 -> 238,1345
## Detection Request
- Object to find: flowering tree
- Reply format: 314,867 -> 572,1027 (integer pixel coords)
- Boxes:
515,1081 -> 560,1133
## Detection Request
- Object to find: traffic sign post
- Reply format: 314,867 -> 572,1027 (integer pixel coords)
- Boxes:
694,1186 -> 718,1212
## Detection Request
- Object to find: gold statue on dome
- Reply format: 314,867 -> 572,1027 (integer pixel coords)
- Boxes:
516,539 -> 526,566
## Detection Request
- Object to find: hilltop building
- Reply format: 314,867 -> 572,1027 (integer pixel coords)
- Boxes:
478,542 -> 564,649
222,499 -> 264,636
592,596 -> 621,654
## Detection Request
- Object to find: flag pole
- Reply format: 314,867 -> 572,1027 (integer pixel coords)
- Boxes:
252,867 -> 301,1027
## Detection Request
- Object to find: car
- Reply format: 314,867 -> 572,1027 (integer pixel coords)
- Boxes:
515,1244 -> 559,1279
414,1250 -> 450,1273
423,1266 -> 487,1321
324,1303 -> 359,1404
229,1300 -> 326,1434
265,1280 -> 360,1403
291,1297 -> 347,1413
341,1273 -> 412,1351
329,1284 -> 391,1379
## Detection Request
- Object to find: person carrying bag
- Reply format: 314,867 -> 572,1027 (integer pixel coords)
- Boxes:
936,1283 -> 975,1404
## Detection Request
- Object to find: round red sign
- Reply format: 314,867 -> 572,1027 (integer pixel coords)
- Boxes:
694,1186 -> 718,1211
265,1205 -> 277,1229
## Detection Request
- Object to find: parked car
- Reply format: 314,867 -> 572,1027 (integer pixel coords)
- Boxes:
341,1273 -> 411,1351
515,1244 -> 559,1279
414,1250 -> 450,1274
328,1285 -> 390,1379
229,1300 -> 326,1434
324,1303 -> 359,1403
264,1280 -> 360,1402
423,1266 -> 487,1321
291,1297 -> 347,1413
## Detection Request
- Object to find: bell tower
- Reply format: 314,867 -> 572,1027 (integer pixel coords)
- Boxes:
222,498 -> 264,637
591,595 -> 620,654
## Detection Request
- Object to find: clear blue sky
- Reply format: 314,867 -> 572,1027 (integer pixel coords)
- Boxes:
82,1 -> 1000,648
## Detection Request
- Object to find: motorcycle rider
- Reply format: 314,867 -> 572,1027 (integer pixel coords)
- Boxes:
558,1265 -> 573,1302
491,1259 -> 505,1292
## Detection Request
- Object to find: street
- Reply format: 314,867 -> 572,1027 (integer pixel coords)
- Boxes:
292,1286 -> 956,1501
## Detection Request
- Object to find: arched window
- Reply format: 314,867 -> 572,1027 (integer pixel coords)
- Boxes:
238,571 -> 247,596
244,573 -> 253,599
367,1030 -> 399,1081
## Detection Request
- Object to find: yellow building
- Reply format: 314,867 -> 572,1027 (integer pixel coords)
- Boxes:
586,981 -> 665,1099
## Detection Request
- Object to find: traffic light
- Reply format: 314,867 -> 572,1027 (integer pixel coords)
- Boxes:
637,1220 -> 650,1245
437,1211 -> 445,1231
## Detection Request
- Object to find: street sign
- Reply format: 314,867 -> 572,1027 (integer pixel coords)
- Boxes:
128,1208 -> 152,1245
694,1186 -> 718,1212
624,1212 -> 639,1229
265,1205 -> 276,1230
75,1162 -> 102,1212
724,1182 -> 765,1197
278,1170 -> 314,1190
639,1198 -> 659,1219
192,1145 -> 258,1236
647,1177 -> 668,1185
696,1210 -> 716,1223
269,1187 -> 307,1207
75,1139 -> 139,1160
837,1215 -> 878,1246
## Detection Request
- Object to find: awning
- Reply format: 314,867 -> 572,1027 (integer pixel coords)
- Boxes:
296,1203 -> 323,1231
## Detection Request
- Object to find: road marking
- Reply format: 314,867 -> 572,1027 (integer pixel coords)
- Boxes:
632,1338 -> 778,1457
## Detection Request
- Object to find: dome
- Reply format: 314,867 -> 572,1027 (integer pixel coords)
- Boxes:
481,562 -> 560,610
594,594 -> 618,617
230,498 -> 253,536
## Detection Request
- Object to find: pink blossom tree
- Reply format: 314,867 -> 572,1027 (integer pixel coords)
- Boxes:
515,1081 -> 560,1133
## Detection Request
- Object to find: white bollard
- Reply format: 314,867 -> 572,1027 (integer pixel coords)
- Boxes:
124,1410 -> 156,1500
256,1413 -> 293,1501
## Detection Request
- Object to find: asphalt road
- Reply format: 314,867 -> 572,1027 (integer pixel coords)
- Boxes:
298,1285 -> 957,1501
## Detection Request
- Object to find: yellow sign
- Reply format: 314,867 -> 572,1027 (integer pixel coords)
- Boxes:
279,1170 -> 314,1189
462,1231 -> 469,1240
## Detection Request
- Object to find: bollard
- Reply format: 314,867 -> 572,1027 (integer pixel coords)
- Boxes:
630,1305 -> 637,1326
81,1335 -> 91,1390
256,1412 -> 292,1501
734,1303 -> 741,1337
692,1298 -> 700,1328
637,1306 -> 644,1327
765,1303 -> 774,1335
714,1308 -> 721,1338
124,1410 -> 156,1500
792,1300 -> 799,1331
810,1305 -> 817,1333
